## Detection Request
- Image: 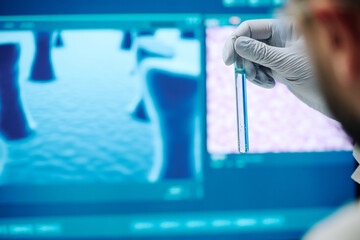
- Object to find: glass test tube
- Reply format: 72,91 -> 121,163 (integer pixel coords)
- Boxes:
234,57 -> 249,153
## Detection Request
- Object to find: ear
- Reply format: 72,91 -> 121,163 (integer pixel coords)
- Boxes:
313,8 -> 360,85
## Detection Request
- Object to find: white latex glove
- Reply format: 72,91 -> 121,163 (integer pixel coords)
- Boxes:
223,19 -> 333,117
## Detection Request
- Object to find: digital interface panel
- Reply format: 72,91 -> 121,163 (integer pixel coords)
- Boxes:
0,14 -> 204,203
0,13 -> 356,240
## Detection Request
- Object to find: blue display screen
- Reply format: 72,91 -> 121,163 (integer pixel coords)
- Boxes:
0,14 -> 204,202
0,13 -> 356,240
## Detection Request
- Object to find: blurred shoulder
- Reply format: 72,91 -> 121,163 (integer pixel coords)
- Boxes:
303,202 -> 360,240
352,144 -> 360,184
354,144 -> 360,163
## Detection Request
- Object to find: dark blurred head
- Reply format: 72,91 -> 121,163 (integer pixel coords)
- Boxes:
290,0 -> 360,143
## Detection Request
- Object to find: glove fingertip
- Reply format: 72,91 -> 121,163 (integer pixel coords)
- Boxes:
223,54 -> 235,66
222,40 -> 236,65
249,67 -> 276,89
234,37 -> 251,53
244,61 -> 256,81
262,80 -> 276,89
263,71 -> 276,89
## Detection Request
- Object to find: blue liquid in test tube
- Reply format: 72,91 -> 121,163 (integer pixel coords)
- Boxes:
234,57 -> 249,153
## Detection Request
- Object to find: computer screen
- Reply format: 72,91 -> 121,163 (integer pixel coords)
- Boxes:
0,10 -> 357,240
0,14 -> 204,203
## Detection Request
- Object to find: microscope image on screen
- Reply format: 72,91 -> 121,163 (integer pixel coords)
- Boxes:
0,28 -> 202,184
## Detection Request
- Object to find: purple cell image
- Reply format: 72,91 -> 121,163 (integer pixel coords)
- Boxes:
206,27 -> 353,154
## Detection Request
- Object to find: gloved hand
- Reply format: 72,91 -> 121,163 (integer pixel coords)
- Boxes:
223,19 -> 333,118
